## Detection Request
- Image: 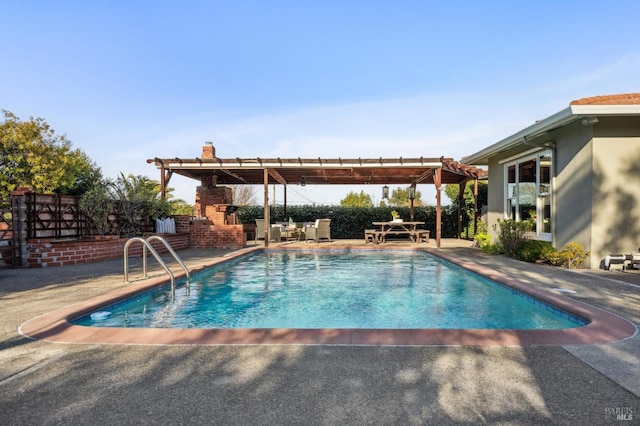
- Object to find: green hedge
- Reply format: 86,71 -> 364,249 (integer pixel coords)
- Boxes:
236,205 -> 462,239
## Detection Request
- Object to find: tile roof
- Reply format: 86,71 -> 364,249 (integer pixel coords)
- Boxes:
570,93 -> 640,105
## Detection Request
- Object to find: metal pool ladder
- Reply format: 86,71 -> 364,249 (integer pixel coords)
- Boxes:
123,236 -> 190,293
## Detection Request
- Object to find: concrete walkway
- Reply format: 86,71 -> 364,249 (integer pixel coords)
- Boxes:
1,240 -> 639,425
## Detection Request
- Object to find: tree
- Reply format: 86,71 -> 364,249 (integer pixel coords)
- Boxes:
340,190 -> 373,207
231,185 -> 258,206
0,110 -> 102,201
168,200 -> 194,216
444,181 -> 488,207
111,173 -> 170,236
78,181 -> 116,235
388,187 -> 423,207
111,173 -> 162,203
444,181 -> 488,237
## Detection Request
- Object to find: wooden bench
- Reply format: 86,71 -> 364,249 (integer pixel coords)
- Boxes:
364,229 -> 380,244
413,230 -> 430,243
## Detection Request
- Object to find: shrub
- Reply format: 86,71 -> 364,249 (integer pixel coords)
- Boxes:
474,232 -> 491,249
516,239 -> 554,263
235,205 -> 464,239
541,242 -> 590,269
473,221 -> 491,248
79,183 -> 115,235
482,243 -> 504,255
495,219 -> 532,258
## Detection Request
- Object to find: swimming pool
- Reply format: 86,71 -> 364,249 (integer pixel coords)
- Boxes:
73,250 -> 585,330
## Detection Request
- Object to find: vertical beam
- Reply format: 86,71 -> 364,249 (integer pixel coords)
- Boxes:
434,168 -> 442,248
284,186 -> 288,220
410,184 -> 416,221
457,181 -> 467,239
410,197 -> 415,221
157,164 -> 173,200
263,168 -> 270,247
159,165 -> 166,200
473,178 -> 479,235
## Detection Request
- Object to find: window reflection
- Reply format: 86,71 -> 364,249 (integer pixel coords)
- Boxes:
504,152 -> 552,237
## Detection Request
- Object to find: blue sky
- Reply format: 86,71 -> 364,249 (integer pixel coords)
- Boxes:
3,1 -> 640,205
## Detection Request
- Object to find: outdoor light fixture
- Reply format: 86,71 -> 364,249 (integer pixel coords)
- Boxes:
300,176 -> 306,187
581,117 -> 599,126
408,185 -> 416,200
382,185 -> 389,199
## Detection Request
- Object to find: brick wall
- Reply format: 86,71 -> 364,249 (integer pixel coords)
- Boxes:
25,220 -> 247,267
27,233 -> 190,268
174,215 -> 190,233
188,219 -> 246,249
195,186 -> 233,222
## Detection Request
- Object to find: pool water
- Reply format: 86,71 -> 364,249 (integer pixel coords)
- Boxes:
73,250 -> 586,330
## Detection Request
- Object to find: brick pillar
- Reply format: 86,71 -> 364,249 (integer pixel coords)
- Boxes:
173,215 -> 191,233
200,174 -> 218,188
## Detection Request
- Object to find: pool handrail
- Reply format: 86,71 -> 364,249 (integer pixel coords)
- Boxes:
123,237 -> 190,294
145,235 -> 190,287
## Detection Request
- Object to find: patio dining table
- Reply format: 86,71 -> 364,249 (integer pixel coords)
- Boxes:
371,221 -> 426,243
274,223 -> 303,241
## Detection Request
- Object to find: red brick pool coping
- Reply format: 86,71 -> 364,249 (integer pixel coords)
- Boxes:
20,245 -> 637,347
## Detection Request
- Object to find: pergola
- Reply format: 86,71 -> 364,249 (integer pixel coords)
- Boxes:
147,145 -> 486,247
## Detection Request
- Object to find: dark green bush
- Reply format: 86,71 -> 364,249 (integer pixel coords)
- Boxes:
483,243 -> 504,255
516,239 -> 554,263
236,205 -> 463,239
495,219 -> 532,258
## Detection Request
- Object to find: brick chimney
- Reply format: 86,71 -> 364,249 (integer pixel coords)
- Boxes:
202,142 -> 215,159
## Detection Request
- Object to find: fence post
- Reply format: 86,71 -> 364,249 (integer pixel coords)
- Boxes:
10,187 -> 30,267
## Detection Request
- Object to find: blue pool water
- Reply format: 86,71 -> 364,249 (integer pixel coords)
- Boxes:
73,250 -> 586,330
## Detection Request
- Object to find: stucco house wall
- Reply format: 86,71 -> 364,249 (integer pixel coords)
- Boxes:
589,117 -> 640,266
464,93 -> 640,269
485,155 -> 504,242
553,121 -> 593,262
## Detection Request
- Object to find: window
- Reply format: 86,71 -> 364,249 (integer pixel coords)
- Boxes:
503,151 -> 552,239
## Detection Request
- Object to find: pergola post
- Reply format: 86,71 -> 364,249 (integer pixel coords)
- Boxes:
157,162 -> 172,200
160,164 -> 166,200
410,198 -> 415,221
473,178 -> 479,235
434,168 -> 442,248
457,181 -> 467,239
284,186 -> 287,220
409,184 -> 415,221
263,168 -> 270,246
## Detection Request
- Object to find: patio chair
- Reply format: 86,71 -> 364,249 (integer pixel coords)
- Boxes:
255,219 -> 281,242
304,219 -> 332,243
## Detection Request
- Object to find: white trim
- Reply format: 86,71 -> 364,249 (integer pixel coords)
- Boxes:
498,147 -> 546,165
463,103 -> 640,165
570,104 -> 640,115
501,150 -> 553,240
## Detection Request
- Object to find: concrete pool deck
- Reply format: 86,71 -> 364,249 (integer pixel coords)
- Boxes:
2,239 -> 639,424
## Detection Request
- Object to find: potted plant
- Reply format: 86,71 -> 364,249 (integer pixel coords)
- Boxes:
391,210 -> 402,222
